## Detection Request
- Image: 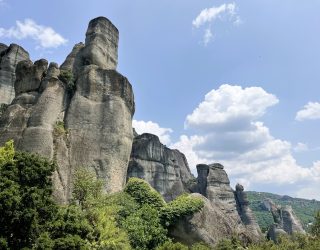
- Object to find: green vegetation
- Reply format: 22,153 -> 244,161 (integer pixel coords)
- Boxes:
247,191 -> 320,231
0,142 -> 205,249
53,120 -> 67,136
58,70 -> 75,92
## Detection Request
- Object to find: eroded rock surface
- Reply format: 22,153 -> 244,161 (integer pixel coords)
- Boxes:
267,199 -> 305,241
235,183 -> 262,239
0,43 -> 30,104
0,17 -> 134,203
127,133 -> 194,201
169,193 -> 259,247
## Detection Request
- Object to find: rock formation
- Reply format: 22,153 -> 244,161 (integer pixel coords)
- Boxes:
266,199 -> 305,241
0,43 -> 30,104
235,183 -> 262,239
127,133 -> 194,201
127,135 -> 263,246
0,17 -> 134,203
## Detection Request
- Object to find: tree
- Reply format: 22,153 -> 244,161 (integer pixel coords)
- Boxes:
0,150 -> 56,249
311,210 -> 320,237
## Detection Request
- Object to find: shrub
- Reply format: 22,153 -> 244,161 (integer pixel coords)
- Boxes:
124,178 -> 165,209
54,120 -> 67,136
121,204 -> 168,250
58,70 -> 75,92
161,194 -> 204,227
72,167 -> 104,209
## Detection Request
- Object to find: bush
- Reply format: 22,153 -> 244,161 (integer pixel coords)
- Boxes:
124,178 -> 165,209
121,204 -> 168,250
72,168 -> 104,209
58,70 -> 75,92
54,120 -> 68,136
161,194 -> 204,227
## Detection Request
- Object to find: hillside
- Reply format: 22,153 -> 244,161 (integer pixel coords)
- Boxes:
247,191 -> 320,232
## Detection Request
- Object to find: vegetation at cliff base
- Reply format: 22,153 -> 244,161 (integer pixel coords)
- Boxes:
0,142 -> 205,249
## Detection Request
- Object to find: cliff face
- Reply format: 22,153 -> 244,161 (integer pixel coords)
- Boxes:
127,133 -> 194,201
0,43 -> 30,104
0,17 -> 134,203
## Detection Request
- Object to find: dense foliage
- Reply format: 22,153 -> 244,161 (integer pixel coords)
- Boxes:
0,143 -> 205,249
247,191 -> 320,231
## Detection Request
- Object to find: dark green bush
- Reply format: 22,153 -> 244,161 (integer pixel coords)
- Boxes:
156,241 -> 188,250
58,70 -> 75,92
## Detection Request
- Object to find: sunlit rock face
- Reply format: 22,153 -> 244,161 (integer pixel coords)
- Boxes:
0,17 -> 135,203
0,43 -> 30,104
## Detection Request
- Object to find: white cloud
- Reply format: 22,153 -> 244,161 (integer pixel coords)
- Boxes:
295,102 -> 320,121
0,19 -> 67,48
171,84 -> 320,200
133,120 -> 173,145
185,84 -> 279,131
203,28 -> 213,45
192,3 -> 236,28
192,3 -> 241,44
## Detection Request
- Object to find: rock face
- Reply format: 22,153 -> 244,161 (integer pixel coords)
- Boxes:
127,133 -> 194,201
169,193 -> 260,247
0,17 -> 134,203
235,184 -> 262,239
267,200 -> 305,241
0,43 -> 30,104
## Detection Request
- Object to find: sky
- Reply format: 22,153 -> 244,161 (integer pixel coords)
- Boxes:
1,0 -> 320,200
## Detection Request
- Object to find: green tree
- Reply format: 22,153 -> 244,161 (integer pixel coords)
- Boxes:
121,204 -> 168,250
311,210 -> 320,237
0,150 -> 56,249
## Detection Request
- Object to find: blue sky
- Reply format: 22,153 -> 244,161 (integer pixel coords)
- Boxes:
1,0 -> 320,199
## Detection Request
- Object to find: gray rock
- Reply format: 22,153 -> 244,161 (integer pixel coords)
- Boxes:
197,163 -> 238,210
127,133 -> 194,201
267,224 -> 287,243
14,59 -> 48,95
0,16 -> 135,203
60,42 -> 84,73
169,193 -> 258,247
235,184 -> 263,239
282,206 -> 305,235
0,43 -> 30,104
266,200 -> 305,241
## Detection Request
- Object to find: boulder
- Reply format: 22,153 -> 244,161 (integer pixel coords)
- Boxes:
127,133 -> 194,201
169,193 -> 256,247
0,43 -> 30,104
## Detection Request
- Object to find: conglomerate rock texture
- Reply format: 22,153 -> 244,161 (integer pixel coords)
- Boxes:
127,133 -> 194,201
0,17 -> 134,203
0,43 -> 30,104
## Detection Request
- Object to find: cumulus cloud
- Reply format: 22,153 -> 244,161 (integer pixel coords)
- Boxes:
192,3 -> 241,44
185,84 -> 279,131
133,120 -> 173,145
171,84 -> 320,199
295,102 -> 320,121
0,19 -> 67,48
